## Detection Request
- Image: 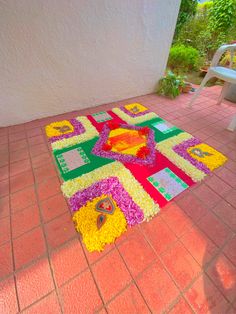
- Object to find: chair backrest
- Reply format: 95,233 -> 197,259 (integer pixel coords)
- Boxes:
211,43 -> 236,69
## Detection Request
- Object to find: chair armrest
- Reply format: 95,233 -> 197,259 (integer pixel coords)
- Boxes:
211,44 -> 236,67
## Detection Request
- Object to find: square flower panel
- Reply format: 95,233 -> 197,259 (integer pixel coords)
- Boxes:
152,120 -> 177,134
72,194 -> 127,252
147,168 -> 188,201
56,147 -> 90,173
53,137 -> 114,181
46,116 -> 99,151
87,110 -> 125,132
123,103 -> 150,116
173,138 -> 227,174
45,118 -> 85,143
92,122 -> 156,165
137,117 -> 183,143
68,176 -> 144,226
91,111 -> 113,123
124,151 -> 194,207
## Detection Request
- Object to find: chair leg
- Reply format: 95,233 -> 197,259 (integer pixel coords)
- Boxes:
216,82 -> 230,105
188,73 -> 212,108
227,114 -> 236,131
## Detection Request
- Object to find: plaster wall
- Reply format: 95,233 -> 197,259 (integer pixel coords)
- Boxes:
0,0 -> 180,126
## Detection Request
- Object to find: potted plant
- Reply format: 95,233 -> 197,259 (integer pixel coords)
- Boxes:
157,71 -> 186,98
182,81 -> 193,93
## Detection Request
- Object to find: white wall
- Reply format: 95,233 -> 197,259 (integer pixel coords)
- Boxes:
0,0 -> 180,126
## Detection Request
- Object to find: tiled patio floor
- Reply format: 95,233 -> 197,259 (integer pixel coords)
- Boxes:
0,85 -> 236,313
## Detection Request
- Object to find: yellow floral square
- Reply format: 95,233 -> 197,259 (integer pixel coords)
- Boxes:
187,143 -> 227,171
124,103 -> 148,114
73,195 -> 127,252
45,120 -> 74,138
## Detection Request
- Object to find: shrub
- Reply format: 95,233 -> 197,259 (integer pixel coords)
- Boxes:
168,44 -> 200,72
174,0 -> 198,39
175,0 -> 236,61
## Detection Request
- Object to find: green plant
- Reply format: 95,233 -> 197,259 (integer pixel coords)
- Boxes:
157,71 -> 186,99
209,0 -> 236,33
175,0 -> 236,62
174,0 -> 198,40
168,44 -> 200,72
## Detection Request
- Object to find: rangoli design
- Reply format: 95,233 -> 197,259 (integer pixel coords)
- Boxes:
45,104 -> 227,252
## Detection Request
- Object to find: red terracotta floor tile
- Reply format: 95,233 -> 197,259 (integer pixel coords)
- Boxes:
22,292 -> 60,314
0,216 -> 11,245
176,192 -> 208,223
60,270 -> 102,313
115,224 -> 140,246
206,254 -> 236,303
0,196 -> 10,218
0,179 -> 9,197
204,174 -> 232,197
45,212 -> 76,250
161,203 -> 193,238
161,241 -> 201,291
13,227 -> 46,269
10,148 -> 30,163
0,135 -> 8,145
34,164 -> 57,183
0,165 -> 9,181
223,236 -> 236,266
11,186 -> 37,213
216,168 -> 236,188
0,276 -> 18,313
168,297 -> 194,314
31,152 -> 53,169
26,127 -> 43,138
28,135 -> 45,146
29,143 -> 48,157
180,226 -> 218,268
0,241 -> 13,278
92,249 -> 132,302
225,189 -> 236,208
185,275 -> 230,313
10,170 -> 34,193
212,200 -> 236,231
225,159 -> 236,174
8,124 -> 25,134
16,258 -> 54,310
83,242 -> 115,266
51,238 -> 87,286
9,138 -> 28,152
141,216 -> 178,255
136,261 -> 180,313
197,211 -> 232,248
0,152 -> 8,168
40,193 -> 69,222
11,204 -> 40,238
10,159 -> 31,177
118,231 -> 156,278
9,131 -> 26,143
107,283 -> 149,314
37,176 -> 61,201
193,184 -> 222,209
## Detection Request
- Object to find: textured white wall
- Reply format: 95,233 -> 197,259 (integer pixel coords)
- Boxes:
0,0 -> 180,126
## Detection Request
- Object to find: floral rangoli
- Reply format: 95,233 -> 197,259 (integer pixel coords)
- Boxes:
45,103 -> 227,252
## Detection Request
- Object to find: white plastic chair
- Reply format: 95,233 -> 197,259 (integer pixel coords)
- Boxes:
188,43 -> 236,131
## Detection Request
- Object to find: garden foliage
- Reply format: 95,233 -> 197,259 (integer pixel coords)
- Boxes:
173,0 -> 236,68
